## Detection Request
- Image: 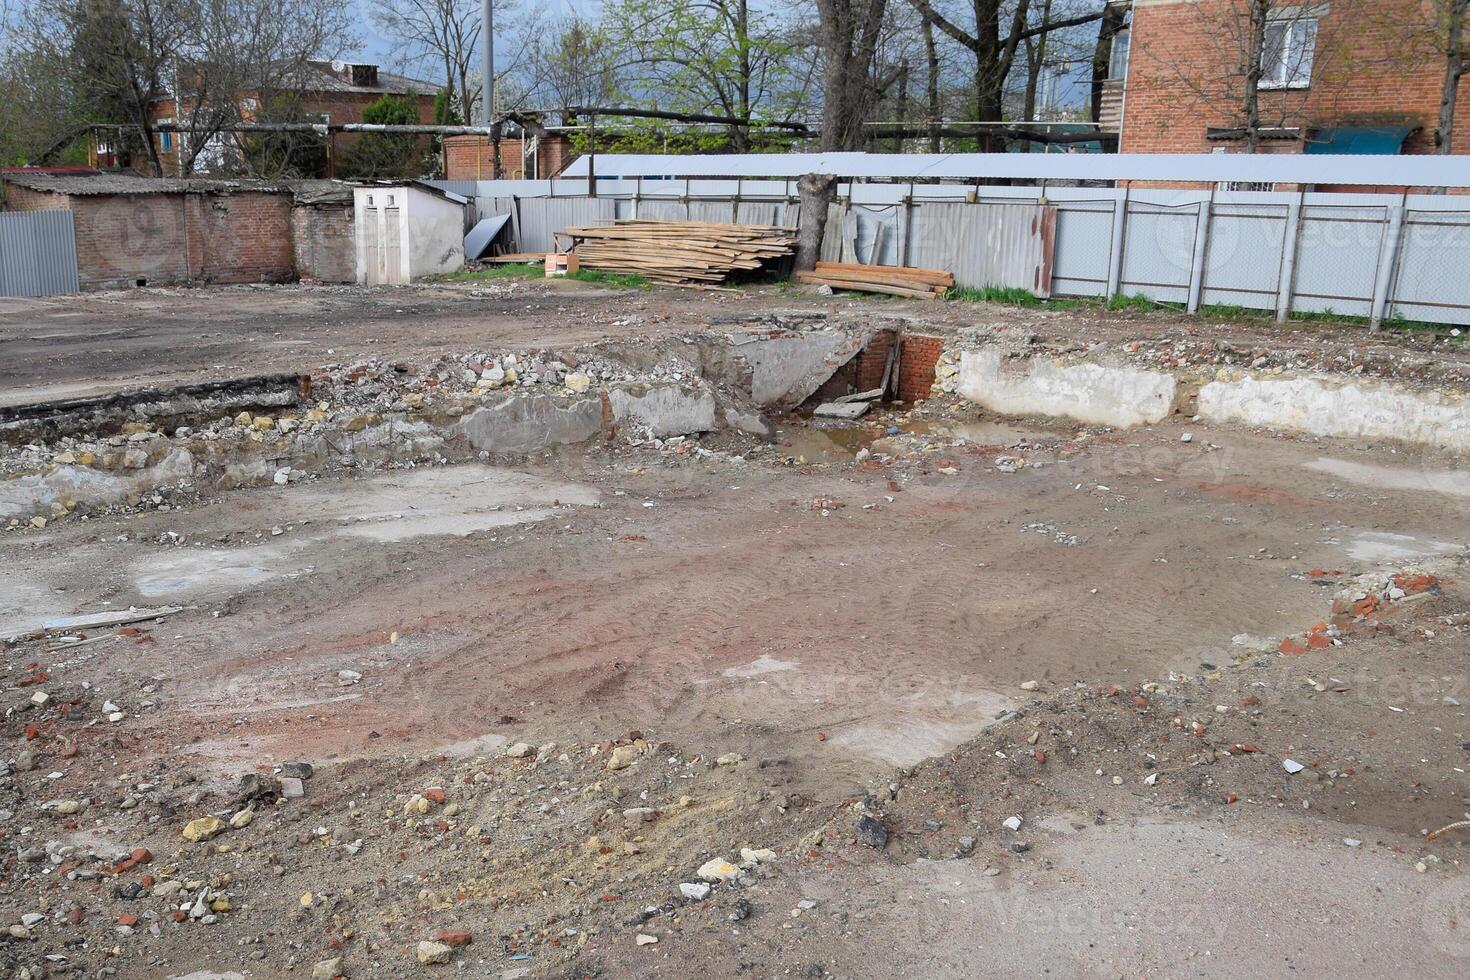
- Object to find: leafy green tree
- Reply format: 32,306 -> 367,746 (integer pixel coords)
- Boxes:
599,0 -> 810,150
344,93 -> 426,177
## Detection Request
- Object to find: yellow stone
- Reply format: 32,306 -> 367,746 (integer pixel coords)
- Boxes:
181,816 -> 226,842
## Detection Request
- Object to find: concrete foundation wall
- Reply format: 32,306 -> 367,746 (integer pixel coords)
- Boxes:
956,349 -> 1178,428
1198,373 -> 1470,452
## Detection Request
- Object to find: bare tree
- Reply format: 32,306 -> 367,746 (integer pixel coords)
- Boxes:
814,0 -> 890,150
905,0 -> 1104,149
175,0 -> 356,174
1434,0 -> 1468,153
518,15 -> 622,119
371,0 -> 480,119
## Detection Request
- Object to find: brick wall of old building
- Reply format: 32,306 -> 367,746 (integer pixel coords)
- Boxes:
853,331 -> 944,402
5,187 -> 296,288
290,203 -> 355,283
1121,0 -> 1470,156
443,135 -> 577,181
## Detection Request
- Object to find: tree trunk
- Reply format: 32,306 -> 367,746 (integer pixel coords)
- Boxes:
924,15 -> 941,151
815,0 -> 889,151
1023,0 -> 1053,129
795,172 -> 837,272
894,61 -> 909,151
1437,0 -> 1468,154
1243,0 -> 1269,153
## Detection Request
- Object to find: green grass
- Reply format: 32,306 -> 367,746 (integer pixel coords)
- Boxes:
440,264 -> 649,289
441,263 -> 544,282
947,285 -> 1046,306
564,269 -> 651,289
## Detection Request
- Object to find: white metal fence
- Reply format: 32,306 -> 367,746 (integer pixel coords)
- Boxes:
430,178 -> 1470,326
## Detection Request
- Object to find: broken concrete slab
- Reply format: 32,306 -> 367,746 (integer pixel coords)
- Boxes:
608,384 -> 717,438
813,401 -> 870,420
460,393 -> 604,454
732,327 -> 873,409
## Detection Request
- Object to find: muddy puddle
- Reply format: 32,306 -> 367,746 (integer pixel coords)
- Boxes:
773,415 -> 1066,462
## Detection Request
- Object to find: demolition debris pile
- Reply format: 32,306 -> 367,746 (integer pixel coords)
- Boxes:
558,220 -> 798,286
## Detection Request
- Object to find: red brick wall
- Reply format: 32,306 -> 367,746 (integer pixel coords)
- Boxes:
443,135 -> 577,180
7,187 -> 294,288
290,203 -> 355,283
2,185 -> 71,212
1122,0 -> 1470,156
854,331 -> 944,402
188,191 -> 294,284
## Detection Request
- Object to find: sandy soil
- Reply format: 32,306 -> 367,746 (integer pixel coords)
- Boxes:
2,283 -> 1469,979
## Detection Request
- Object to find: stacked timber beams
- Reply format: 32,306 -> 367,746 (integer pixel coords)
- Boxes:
558,220 -> 797,286
794,262 -> 955,300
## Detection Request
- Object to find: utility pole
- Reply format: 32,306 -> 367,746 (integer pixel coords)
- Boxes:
480,0 -> 494,126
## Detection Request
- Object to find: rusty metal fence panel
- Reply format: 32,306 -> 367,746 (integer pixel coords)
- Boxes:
0,210 -> 80,298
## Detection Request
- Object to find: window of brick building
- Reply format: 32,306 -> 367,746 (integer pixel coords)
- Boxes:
1260,14 -> 1317,89
1109,30 -> 1130,80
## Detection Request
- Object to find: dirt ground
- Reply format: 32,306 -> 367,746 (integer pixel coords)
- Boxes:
3,276 -> 1469,407
3,280 -> 1470,979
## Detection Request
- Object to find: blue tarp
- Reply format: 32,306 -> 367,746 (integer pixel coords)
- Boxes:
1304,127 -> 1415,155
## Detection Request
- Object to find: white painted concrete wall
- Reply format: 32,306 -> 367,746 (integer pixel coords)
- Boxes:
405,188 -> 465,278
957,349 -> 1178,428
1198,373 -> 1470,453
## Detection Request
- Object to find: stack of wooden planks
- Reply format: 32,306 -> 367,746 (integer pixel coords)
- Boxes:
557,220 -> 797,287
794,261 -> 954,299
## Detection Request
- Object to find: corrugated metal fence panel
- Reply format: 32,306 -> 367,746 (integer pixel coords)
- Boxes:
0,210 -> 80,298
819,205 -> 844,263
909,202 -> 1053,296
464,185 -> 1470,323
516,197 -> 617,252
1051,202 -> 1113,298
1119,201 -> 1198,304
1291,205 -> 1385,318
1389,210 -> 1470,325
429,180 -> 482,199
1199,204 -> 1287,311
830,205 -> 901,265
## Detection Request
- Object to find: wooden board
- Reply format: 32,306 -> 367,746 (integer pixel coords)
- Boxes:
558,219 -> 796,286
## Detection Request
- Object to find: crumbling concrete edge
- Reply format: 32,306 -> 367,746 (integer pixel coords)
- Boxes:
936,340 -> 1470,454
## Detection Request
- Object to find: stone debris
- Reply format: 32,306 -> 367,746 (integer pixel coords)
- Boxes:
416,940 -> 454,965
181,817 -> 226,843
697,858 -> 741,883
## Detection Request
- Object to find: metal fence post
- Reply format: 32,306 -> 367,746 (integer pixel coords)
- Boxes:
1275,193 -> 1303,323
1186,190 -> 1213,314
1106,187 -> 1129,299
1370,202 -> 1407,331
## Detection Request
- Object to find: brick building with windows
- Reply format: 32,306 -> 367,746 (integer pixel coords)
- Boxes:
146,61 -> 438,176
1111,0 -> 1470,159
